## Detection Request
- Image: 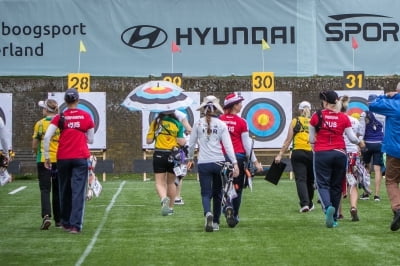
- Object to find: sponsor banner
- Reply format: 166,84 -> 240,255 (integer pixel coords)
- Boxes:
0,0 -> 399,76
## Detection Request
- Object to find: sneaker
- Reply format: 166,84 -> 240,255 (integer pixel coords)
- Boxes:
360,192 -> 370,200
174,198 -> 184,205
390,210 -> 400,231
161,197 -> 170,216
350,207 -> 359,222
309,203 -> 315,212
337,214 -> 344,220
0,169 -> 11,186
374,195 -> 381,202
69,227 -> 80,234
40,215 -> 51,230
333,221 -> 339,228
167,208 -> 174,216
299,206 -> 310,213
325,206 -> 335,228
205,212 -> 213,232
55,222 -> 62,228
212,223 -> 220,231
62,225 -> 71,232
225,207 -> 237,228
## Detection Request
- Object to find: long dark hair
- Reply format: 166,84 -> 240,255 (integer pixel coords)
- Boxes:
152,112 -> 178,132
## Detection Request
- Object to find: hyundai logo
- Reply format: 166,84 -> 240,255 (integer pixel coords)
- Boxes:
121,25 -> 167,49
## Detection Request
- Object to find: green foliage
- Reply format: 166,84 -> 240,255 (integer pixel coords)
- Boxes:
0,178 -> 397,266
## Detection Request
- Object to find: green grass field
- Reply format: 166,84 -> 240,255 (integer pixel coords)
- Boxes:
0,175 -> 399,266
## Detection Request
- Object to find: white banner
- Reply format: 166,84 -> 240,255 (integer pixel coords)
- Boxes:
0,93 -> 12,150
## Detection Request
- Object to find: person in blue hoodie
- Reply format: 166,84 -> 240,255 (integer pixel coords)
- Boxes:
369,90 -> 400,231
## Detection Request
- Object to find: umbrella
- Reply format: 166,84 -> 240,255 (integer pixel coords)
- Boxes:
121,80 -> 194,112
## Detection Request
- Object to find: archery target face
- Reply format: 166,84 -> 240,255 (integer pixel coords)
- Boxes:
241,98 -> 286,141
0,108 -> 5,124
48,92 -> 106,149
238,92 -> 292,148
347,96 -> 368,116
0,93 -> 12,150
59,99 -> 100,133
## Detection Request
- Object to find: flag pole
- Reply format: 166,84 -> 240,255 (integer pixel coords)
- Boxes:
171,53 -> 174,73
261,49 -> 265,72
78,52 -> 81,73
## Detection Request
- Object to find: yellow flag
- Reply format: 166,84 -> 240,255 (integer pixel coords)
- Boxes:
79,40 -> 87,53
261,39 -> 270,50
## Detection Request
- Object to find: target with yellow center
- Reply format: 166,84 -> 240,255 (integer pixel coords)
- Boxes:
241,98 -> 286,141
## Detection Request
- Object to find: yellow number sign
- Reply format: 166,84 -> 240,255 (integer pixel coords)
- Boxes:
252,72 -> 275,92
343,71 -> 365,89
68,73 -> 91,92
161,73 -> 183,87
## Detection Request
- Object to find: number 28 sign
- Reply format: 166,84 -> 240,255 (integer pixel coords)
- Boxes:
68,73 -> 91,92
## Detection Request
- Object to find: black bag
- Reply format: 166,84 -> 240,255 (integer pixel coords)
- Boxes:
265,160 -> 286,185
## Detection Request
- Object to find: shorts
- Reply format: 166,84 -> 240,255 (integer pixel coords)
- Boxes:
362,142 -> 383,166
153,150 -> 174,174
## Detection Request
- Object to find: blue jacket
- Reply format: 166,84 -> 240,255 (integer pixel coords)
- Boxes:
369,94 -> 400,159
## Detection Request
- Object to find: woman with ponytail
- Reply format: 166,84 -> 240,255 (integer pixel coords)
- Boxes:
275,101 -> 315,213
187,95 -> 239,232
309,90 -> 365,228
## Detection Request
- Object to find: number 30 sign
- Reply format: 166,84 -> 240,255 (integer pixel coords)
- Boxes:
68,73 -> 91,92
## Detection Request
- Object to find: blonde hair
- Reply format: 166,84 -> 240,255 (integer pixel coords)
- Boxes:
300,107 -> 311,118
338,95 -> 350,113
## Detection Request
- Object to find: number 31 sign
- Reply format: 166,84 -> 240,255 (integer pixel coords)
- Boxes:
343,71 -> 365,90
68,73 -> 91,92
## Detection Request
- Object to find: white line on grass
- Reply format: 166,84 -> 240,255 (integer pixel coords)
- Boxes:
8,186 -> 27,194
75,181 -> 126,266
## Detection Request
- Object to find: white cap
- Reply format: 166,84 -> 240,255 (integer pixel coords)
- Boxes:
299,101 -> 311,110
38,99 -> 58,113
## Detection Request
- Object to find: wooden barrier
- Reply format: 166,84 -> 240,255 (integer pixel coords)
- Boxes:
135,148 -> 292,181
90,150 -> 114,181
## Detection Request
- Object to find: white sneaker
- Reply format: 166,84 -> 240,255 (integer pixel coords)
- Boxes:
0,169 -> 11,186
174,198 -> 184,205
212,222 -> 220,231
161,197 -> 170,216
299,206 -> 310,213
205,212 -> 213,232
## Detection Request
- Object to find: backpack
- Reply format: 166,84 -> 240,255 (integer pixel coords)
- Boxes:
293,117 -> 305,136
365,111 -> 383,133
314,110 -> 323,133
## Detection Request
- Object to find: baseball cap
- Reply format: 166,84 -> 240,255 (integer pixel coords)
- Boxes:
223,93 -> 244,109
298,101 -> 311,110
319,90 -> 338,104
64,88 -> 79,103
38,99 -> 58,113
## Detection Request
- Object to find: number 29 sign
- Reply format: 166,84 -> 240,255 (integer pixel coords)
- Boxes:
68,73 -> 91,92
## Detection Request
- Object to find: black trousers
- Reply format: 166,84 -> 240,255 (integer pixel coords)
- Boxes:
37,162 -> 60,223
291,150 -> 315,208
